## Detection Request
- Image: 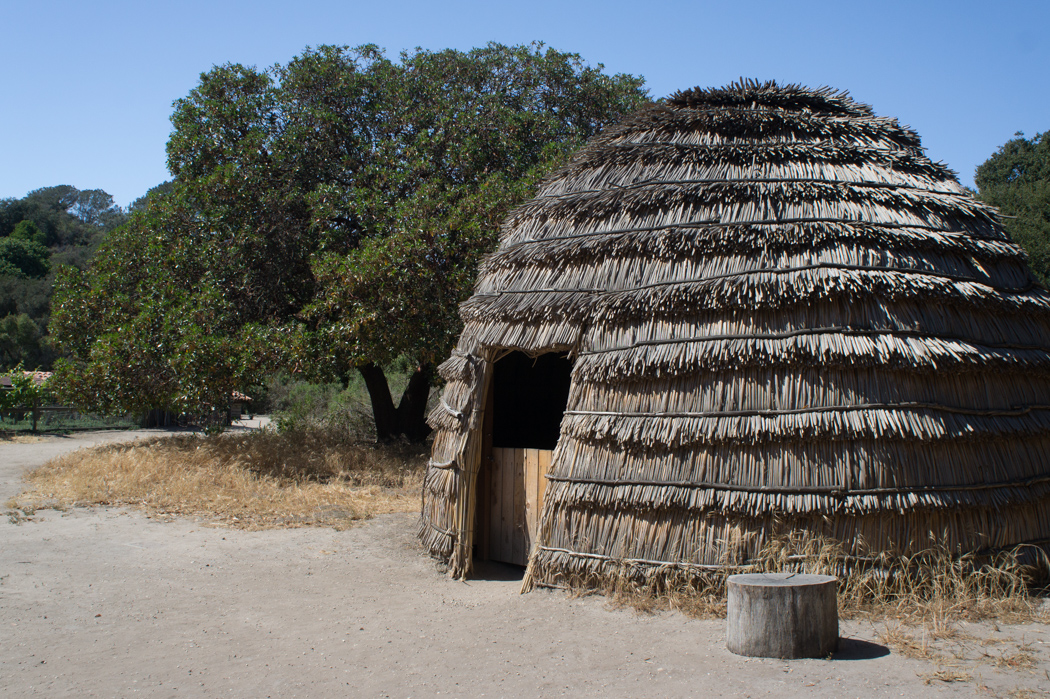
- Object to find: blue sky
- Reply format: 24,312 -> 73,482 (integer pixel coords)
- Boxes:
2,0 -> 1047,207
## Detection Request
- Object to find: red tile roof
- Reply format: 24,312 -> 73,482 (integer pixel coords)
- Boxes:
0,371 -> 52,388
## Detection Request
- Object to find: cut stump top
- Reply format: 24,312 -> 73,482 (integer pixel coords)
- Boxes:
728,573 -> 837,587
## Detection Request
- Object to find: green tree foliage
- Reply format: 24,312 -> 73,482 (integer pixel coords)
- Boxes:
128,181 -> 175,213
0,314 -> 52,369
51,194 -> 285,421
0,237 -> 50,278
975,131 -> 1050,285
0,274 -> 50,320
11,220 -> 46,245
0,364 -> 52,431
0,185 -> 124,247
53,43 -> 648,438
0,185 -> 128,371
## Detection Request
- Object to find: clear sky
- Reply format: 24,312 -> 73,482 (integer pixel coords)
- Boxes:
2,0 -> 1046,207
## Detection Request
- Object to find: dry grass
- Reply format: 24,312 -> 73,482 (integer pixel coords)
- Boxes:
877,623 -> 948,661
759,534 -> 1048,625
9,429 -> 428,529
919,667 -> 973,685
980,687 -> 1050,699
1002,689 -> 1050,699
569,533 -> 1049,626
1,433 -> 49,443
988,643 -> 1039,671
593,568 -> 728,619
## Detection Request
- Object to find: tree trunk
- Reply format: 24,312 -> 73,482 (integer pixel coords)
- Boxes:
726,573 -> 838,659
359,363 -> 397,441
359,362 -> 433,443
395,363 -> 433,443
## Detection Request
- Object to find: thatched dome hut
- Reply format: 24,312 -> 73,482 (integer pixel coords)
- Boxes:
418,80 -> 1050,585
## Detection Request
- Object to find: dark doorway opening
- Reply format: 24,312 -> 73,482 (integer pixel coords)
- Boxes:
475,350 -> 572,567
491,351 -> 572,449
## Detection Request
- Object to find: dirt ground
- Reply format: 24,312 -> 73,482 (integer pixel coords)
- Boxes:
2,432 -> 1049,698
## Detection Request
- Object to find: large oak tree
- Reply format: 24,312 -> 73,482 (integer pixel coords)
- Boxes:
52,43 -> 648,438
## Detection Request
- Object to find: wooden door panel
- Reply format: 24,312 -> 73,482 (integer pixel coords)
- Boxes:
475,450 -> 490,559
481,447 -> 553,566
488,449 -> 502,561
512,449 -> 526,565
500,448 -> 515,560
524,449 -> 540,545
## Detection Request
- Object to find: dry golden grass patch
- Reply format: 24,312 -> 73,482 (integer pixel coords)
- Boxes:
1,432 -> 49,443
10,429 -> 428,529
570,533 -> 1049,627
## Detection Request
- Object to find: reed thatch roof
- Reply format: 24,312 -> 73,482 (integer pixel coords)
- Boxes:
418,80 -> 1050,584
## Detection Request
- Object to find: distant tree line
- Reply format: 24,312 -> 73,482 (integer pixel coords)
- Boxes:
0,185 -> 128,370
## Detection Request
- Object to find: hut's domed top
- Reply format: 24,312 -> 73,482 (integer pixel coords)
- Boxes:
457,80 -> 1043,354
668,80 -> 875,114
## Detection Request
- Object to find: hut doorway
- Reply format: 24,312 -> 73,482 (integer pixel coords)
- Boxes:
475,351 -> 571,566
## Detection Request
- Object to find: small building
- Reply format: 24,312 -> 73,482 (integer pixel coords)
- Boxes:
418,81 -> 1050,586
229,390 -> 252,421
0,371 -> 52,389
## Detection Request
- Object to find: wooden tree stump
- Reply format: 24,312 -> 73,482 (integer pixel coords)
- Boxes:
726,573 -> 838,659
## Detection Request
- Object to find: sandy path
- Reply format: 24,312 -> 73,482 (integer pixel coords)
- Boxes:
2,435 -> 1048,697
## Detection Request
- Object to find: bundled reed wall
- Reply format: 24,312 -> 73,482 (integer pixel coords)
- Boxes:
418,80 -> 1050,584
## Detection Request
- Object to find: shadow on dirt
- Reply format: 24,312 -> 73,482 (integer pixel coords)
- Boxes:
832,637 -> 891,660
470,560 -> 526,582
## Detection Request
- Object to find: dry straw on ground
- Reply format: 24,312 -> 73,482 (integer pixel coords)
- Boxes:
10,430 -> 428,529
575,534 -> 1049,625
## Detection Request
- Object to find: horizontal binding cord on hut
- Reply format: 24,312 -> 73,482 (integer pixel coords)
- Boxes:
576,326 -> 1050,355
473,262 -> 1037,296
560,141 -> 952,175
544,472 -> 1050,496
486,225 -> 1024,274
536,177 -> 970,202
493,234 -> 1023,273
463,273 -> 1050,324
544,483 -> 1050,516
529,545 -> 923,573
561,410 -> 1050,446
498,218 -> 999,247
572,345 -> 1050,379
506,183 -> 996,228
495,220 -> 1008,258
564,402 -> 1050,419
481,244 -> 1028,290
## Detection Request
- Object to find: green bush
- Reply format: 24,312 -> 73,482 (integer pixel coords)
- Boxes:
266,373 -> 375,440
